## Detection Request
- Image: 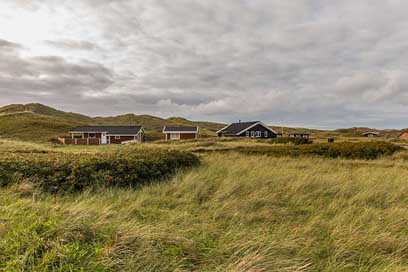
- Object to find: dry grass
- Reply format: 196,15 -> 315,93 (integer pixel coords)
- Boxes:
2,151 -> 408,271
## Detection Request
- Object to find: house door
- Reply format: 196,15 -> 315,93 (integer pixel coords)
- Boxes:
101,133 -> 107,144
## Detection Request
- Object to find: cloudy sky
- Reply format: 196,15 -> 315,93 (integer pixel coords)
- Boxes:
0,0 -> 408,129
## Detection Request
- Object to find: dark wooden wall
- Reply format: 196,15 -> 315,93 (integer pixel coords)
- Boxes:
236,124 -> 277,138
109,136 -> 135,144
165,133 -> 197,141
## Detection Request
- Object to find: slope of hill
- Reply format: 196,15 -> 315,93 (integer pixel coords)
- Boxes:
0,103 -> 92,123
94,114 -> 173,131
0,103 -> 225,142
334,127 -> 404,138
0,112 -> 84,142
0,103 -> 404,143
166,117 -> 224,132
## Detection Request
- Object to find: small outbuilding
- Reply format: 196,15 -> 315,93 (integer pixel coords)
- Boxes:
288,132 -> 311,139
362,132 -> 380,138
216,121 -> 279,138
163,126 -> 199,141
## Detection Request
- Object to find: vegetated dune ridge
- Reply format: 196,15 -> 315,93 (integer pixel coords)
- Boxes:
1,103 -> 404,143
0,103 -> 225,141
2,139 -> 408,271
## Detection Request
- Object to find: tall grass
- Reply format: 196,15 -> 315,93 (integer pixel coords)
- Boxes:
2,153 -> 408,271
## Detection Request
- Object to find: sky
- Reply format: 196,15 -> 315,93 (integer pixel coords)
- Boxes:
0,0 -> 408,129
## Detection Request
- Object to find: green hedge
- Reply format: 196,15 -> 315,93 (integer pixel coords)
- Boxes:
0,148 -> 200,193
237,141 -> 403,160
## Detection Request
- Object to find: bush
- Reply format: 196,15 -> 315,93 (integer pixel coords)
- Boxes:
0,148 -> 200,193
265,137 -> 313,145
236,141 -> 403,160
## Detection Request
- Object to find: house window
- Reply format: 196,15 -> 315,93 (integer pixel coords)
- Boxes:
89,133 -> 96,138
264,131 -> 268,137
170,133 -> 180,140
246,131 -> 250,137
115,136 -> 121,140
256,131 -> 261,137
251,131 -> 255,137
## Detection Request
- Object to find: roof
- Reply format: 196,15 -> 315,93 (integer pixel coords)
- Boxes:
217,121 -> 277,135
163,126 -> 198,133
70,126 -> 143,135
362,131 -> 379,135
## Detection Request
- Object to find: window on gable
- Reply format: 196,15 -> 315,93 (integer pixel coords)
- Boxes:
251,131 -> 255,137
264,131 -> 268,137
256,131 -> 261,137
246,131 -> 250,137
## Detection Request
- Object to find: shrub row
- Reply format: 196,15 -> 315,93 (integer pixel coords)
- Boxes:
266,137 -> 313,145
0,148 -> 200,193
236,141 -> 403,160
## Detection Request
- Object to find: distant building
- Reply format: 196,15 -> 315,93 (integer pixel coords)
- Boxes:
162,126 -> 199,141
216,121 -> 279,138
60,126 -> 144,145
288,132 -> 311,139
362,132 -> 380,138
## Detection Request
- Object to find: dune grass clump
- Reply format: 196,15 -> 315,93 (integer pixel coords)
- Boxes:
0,148 -> 200,193
265,137 -> 313,145
3,154 -> 408,271
237,141 -> 403,160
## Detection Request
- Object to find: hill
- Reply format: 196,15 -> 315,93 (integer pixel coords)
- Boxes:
0,103 -> 404,143
0,112 -> 85,142
0,103 -> 225,142
0,103 -> 92,123
166,117 -> 224,133
333,127 -> 404,138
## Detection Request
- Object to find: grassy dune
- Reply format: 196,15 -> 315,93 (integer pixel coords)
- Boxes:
0,103 -> 225,142
0,112 -> 84,142
2,151 -> 408,271
3,103 -> 404,144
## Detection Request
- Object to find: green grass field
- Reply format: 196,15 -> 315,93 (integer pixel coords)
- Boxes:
1,138 -> 408,271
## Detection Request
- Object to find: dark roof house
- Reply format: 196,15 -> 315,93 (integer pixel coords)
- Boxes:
61,126 -> 144,145
362,132 -> 380,137
162,126 -> 199,141
217,121 -> 279,138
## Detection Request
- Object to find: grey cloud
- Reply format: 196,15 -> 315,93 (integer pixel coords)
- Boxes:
0,39 -> 22,50
2,1 -> 408,128
0,39 -> 114,106
45,40 -> 99,51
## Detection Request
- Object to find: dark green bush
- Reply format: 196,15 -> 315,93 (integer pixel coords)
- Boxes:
236,141 -> 403,160
0,148 -> 200,193
265,137 -> 313,145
